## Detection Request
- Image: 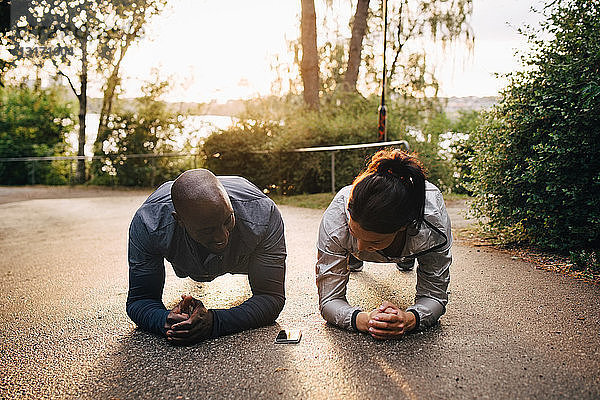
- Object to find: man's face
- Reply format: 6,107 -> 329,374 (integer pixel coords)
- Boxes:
175,201 -> 235,253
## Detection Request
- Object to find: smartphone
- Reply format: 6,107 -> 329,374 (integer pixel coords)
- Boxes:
275,329 -> 302,344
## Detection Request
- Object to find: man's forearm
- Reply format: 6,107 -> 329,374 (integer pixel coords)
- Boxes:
210,293 -> 284,337
126,298 -> 170,336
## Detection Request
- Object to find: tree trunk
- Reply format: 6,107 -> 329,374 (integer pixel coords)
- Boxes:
343,0 -> 370,92
97,30 -> 138,136
94,38 -> 131,161
76,36 -> 87,184
92,21 -> 144,181
388,1 -> 407,85
300,0 -> 319,110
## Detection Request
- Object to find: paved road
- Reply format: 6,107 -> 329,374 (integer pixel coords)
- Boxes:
0,187 -> 599,399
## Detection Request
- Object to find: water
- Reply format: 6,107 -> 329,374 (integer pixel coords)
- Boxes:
66,114 -> 235,156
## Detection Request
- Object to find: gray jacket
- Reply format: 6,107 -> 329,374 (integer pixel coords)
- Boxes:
316,182 -> 452,331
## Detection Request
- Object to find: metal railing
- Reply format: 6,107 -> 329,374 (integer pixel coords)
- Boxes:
0,140 -> 409,190
251,140 -> 409,192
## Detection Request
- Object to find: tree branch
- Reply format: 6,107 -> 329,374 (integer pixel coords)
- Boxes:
58,69 -> 80,99
51,57 -> 80,99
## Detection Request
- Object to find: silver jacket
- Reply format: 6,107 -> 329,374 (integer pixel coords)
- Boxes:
316,182 -> 452,331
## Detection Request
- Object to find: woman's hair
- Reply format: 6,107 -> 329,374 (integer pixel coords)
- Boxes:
347,149 -> 426,234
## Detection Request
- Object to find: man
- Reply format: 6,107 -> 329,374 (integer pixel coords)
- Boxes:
127,169 -> 286,345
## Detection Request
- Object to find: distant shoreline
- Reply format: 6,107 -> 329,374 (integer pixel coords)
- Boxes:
85,96 -> 498,117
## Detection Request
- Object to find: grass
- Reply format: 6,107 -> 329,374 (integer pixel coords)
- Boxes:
442,192 -> 471,202
269,192 -> 336,209
269,191 -> 471,210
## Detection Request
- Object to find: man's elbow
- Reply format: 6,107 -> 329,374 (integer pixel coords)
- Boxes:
272,294 -> 285,320
259,294 -> 285,326
125,299 -> 136,323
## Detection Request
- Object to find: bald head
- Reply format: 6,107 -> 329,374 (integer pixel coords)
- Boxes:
171,169 -> 235,252
172,169 -> 231,213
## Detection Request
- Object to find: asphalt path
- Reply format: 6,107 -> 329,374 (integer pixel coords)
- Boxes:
0,186 -> 599,399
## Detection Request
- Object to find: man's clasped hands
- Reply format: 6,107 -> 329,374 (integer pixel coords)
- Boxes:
165,295 -> 213,345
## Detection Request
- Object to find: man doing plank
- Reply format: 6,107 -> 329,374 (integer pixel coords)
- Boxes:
127,169 -> 286,344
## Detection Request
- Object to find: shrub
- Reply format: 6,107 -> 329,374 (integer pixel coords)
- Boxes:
91,79 -> 193,187
448,110 -> 482,194
0,86 -> 74,184
203,92 -> 455,194
469,0 -> 600,252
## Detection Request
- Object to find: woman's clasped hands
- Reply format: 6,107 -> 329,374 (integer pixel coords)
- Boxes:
357,300 -> 417,340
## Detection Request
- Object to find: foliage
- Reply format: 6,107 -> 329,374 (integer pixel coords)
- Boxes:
570,250 -> 600,275
91,77 -> 192,187
7,0 -> 167,183
203,92 -> 455,194
269,192 -> 336,209
0,85 -> 74,184
448,109 -> 481,194
469,0 -> 600,252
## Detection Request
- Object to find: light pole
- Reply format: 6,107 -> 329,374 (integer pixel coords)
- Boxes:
377,0 -> 388,142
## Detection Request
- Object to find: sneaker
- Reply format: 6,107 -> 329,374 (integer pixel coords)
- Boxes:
396,259 -> 415,271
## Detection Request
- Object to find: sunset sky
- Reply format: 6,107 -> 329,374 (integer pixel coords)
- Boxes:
9,0 -> 545,103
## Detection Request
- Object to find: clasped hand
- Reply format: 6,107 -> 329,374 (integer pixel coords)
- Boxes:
358,300 -> 416,340
164,295 -> 213,345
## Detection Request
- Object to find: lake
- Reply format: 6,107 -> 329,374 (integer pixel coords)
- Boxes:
66,114 -> 235,156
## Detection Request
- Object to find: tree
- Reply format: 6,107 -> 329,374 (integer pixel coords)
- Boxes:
0,86 -> 74,184
11,0 -> 166,183
94,0 -> 166,144
470,0 -> 600,252
373,0 -> 474,98
300,0 -> 320,110
91,0 -> 167,181
93,74 -> 189,187
342,0 -> 370,92
296,0 -> 474,107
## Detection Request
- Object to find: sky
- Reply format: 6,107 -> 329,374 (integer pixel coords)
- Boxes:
35,0 -> 545,103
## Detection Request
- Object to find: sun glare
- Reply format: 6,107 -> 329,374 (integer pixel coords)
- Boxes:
119,0 -> 300,103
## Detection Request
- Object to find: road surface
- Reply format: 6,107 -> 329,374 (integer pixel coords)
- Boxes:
0,186 -> 598,399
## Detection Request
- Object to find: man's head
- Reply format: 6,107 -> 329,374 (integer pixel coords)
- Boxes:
171,169 -> 235,253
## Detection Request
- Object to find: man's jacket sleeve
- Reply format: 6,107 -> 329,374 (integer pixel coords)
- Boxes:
209,203 -> 286,337
126,212 -> 169,336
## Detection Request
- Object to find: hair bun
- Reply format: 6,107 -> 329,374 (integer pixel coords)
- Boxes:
376,158 -> 397,176
375,154 -> 413,184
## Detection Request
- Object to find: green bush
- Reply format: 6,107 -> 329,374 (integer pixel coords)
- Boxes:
570,250 -> 600,275
203,92 -> 455,194
0,86 -> 74,184
448,110 -> 482,194
91,79 -> 194,187
469,0 -> 600,252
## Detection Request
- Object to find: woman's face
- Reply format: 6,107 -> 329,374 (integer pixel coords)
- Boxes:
348,217 -> 403,252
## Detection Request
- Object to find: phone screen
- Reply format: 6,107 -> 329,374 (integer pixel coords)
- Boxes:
275,329 -> 302,344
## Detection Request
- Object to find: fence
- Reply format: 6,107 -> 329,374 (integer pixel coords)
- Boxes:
0,140 -> 409,190
251,140 -> 409,192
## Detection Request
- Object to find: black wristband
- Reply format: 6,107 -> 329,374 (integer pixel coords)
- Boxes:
407,309 -> 420,331
351,309 -> 361,331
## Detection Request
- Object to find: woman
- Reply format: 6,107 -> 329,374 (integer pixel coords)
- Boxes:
316,149 -> 452,339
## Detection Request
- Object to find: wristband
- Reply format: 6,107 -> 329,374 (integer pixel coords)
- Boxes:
351,309 -> 361,331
